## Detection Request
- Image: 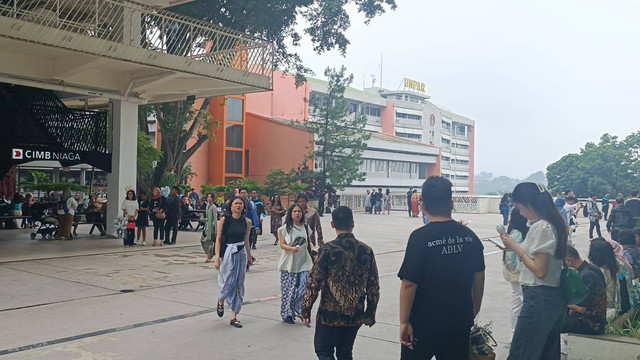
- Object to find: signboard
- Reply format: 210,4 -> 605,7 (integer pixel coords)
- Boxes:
12,148 -> 81,161
404,78 -> 426,93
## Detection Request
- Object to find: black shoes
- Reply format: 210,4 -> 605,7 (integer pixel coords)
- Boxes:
284,316 -> 295,324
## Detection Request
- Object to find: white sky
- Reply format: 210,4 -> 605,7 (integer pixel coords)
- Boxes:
293,0 -> 640,178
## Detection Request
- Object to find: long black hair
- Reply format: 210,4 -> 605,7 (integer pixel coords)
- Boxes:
126,190 -> 137,201
589,238 -> 619,279
507,206 -> 529,239
512,182 -> 567,259
285,203 -> 305,233
223,196 -> 246,217
271,194 -> 282,208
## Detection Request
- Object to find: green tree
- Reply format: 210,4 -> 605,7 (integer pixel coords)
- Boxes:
262,168 -> 296,197
137,131 -> 163,192
301,66 -> 370,192
546,133 -> 633,197
169,0 -> 397,82
149,99 -> 217,186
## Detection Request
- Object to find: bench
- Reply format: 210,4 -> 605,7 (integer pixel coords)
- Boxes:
0,215 -> 33,229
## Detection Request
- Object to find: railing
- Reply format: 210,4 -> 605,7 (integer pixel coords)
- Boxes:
339,193 -> 483,213
0,0 -> 274,78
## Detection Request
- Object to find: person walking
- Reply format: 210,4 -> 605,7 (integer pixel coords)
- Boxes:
373,188 -> 383,214
384,188 -> 391,215
278,203 -> 314,324
587,194 -> 603,239
499,193 -> 511,226
149,187 -> 167,247
602,192 -> 611,221
364,190 -> 372,214
121,190 -> 138,247
606,198 -> 635,242
164,186 -> 181,245
297,193 -> 323,247
501,207 -> 529,333
239,187 -> 260,250
136,191 -> 149,246
270,194 -> 285,246
57,188 -> 77,240
499,182 -> 568,360
214,196 -> 253,328
406,188 -> 413,217
302,206 -> 379,360
410,189 -> 420,217
201,193 -> 218,263
399,176 -> 485,359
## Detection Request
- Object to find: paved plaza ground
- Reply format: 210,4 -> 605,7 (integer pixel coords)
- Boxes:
0,210 -> 596,359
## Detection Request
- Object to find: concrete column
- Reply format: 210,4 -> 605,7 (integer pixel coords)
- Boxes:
107,100 -> 138,226
80,169 -> 86,186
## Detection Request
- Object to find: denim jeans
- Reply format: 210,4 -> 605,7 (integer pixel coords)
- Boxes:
508,285 -> 566,360
589,220 -> 601,239
314,322 -> 361,360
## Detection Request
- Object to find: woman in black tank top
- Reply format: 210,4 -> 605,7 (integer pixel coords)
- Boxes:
214,196 -> 253,328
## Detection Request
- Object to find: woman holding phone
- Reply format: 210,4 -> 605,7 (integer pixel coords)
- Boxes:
499,183 -> 567,360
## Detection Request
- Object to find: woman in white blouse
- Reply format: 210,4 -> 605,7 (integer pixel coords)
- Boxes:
277,203 -> 314,324
500,183 -> 568,360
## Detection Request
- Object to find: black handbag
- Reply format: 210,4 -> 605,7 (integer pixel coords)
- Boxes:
304,225 -> 317,261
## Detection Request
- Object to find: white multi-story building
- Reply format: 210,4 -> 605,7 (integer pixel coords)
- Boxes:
307,77 -> 475,193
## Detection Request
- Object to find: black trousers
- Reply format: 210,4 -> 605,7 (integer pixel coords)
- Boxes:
400,328 -> 470,360
153,218 -> 165,240
589,220 -> 602,239
249,227 -> 257,247
603,206 -> 610,221
165,219 -> 178,243
314,322 -> 361,360
561,313 -> 601,336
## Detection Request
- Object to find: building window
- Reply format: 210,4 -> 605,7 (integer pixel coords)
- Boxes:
225,177 -> 241,184
429,114 -> 436,127
396,112 -> 422,121
362,159 -> 387,173
442,120 -> 451,131
349,103 -> 358,113
395,132 -> 422,141
389,161 -> 418,174
442,138 -> 451,145
362,106 -> 381,117
225,150 -> 243,174
225,124 -> 243,148
227,97 -> 243,122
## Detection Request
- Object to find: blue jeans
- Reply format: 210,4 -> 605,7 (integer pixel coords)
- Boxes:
508,285 -> 566,360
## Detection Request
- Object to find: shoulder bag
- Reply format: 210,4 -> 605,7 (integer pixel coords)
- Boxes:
304,224 -> 317,262
561,260 -> 589,305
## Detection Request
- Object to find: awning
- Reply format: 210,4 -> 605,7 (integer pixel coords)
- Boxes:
0,83 -> 112,176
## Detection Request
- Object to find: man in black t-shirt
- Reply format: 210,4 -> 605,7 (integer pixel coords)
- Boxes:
398,176 -> 485,360
625,191 -> 640,226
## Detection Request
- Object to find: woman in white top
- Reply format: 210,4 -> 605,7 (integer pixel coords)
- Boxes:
121,190 -> 139,221
58,187 -> 78,240
500,183 -> 568,360
121,190 -> 139,247
278,203 -> 314,324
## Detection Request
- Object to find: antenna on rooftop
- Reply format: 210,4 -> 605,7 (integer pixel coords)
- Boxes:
370,74 -> 376,87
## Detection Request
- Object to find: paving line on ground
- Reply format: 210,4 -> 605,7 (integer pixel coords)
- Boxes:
0,294 -> 282,356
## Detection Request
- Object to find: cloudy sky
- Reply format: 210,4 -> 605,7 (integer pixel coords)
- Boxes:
294,0 -> 640,179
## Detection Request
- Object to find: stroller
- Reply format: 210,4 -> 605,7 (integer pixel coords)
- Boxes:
30,202 -> 59,239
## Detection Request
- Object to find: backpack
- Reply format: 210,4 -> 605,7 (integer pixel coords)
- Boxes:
582,204 -> 589,218
613,207 -> 633,230
57,200 -> 69,215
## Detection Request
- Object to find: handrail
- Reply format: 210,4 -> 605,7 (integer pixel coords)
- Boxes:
0,0 -> 274,78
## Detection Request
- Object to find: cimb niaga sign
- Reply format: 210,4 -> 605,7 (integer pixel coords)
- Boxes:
12,148 -> 81,161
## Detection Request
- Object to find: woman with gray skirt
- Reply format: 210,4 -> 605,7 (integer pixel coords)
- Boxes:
201,193 -> 218,263
214,196 -> 253,328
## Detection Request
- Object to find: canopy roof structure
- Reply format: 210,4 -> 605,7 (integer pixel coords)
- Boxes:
0,83 -> 112,177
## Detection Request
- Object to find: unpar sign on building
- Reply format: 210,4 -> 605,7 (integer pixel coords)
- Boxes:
403,78 -> 426,93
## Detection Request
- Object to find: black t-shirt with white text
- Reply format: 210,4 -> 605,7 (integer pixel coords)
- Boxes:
398,220 -> 485,335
